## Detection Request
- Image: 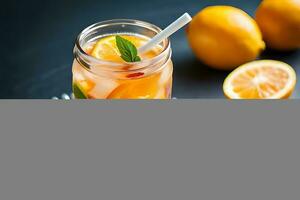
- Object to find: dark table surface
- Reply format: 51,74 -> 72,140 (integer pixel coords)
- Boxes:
2,0 -> 300,99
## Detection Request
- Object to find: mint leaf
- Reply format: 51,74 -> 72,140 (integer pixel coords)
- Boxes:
116,35 -> 141,62
73,83 -> 87,99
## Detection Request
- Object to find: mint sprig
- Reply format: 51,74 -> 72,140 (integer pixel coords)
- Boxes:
116,35 -> 141,62
73,83 -> 87,99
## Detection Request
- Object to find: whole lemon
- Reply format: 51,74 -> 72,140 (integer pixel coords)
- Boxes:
186,6 -> 265,70
255,0 -> 300,50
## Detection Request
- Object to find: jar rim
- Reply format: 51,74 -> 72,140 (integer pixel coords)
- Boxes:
74,19 -> 171,74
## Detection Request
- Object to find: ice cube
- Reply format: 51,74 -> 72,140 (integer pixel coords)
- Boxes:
88,78 -> 119,99
159,63 -> 173,85
72,60 -> 86,81
155,89 -> 166,99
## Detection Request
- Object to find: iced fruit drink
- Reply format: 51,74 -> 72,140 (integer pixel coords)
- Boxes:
72,20 -> 173,99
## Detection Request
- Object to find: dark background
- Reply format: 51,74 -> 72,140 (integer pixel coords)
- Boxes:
2,0 -> 300,99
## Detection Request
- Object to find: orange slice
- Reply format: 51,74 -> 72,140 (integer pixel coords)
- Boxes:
223,60 -> 296,99
107,73 -> 161,99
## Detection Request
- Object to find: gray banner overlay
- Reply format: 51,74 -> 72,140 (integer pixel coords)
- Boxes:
0,100 -> 299,200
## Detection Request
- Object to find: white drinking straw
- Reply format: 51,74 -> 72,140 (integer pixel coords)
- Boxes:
138,13 -> 192,54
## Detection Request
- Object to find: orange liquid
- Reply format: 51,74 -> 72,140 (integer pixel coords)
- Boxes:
72,34 -> 173,99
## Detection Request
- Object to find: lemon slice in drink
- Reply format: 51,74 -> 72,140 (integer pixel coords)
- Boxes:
91,35 -> 149,62
91,36 -> 122,62
223,60 -> 296,99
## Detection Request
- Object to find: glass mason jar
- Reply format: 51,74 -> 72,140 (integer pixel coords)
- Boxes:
72,19 -> 173,99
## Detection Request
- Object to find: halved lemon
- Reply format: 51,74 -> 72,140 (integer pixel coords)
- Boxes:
223,60 -> 296,99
